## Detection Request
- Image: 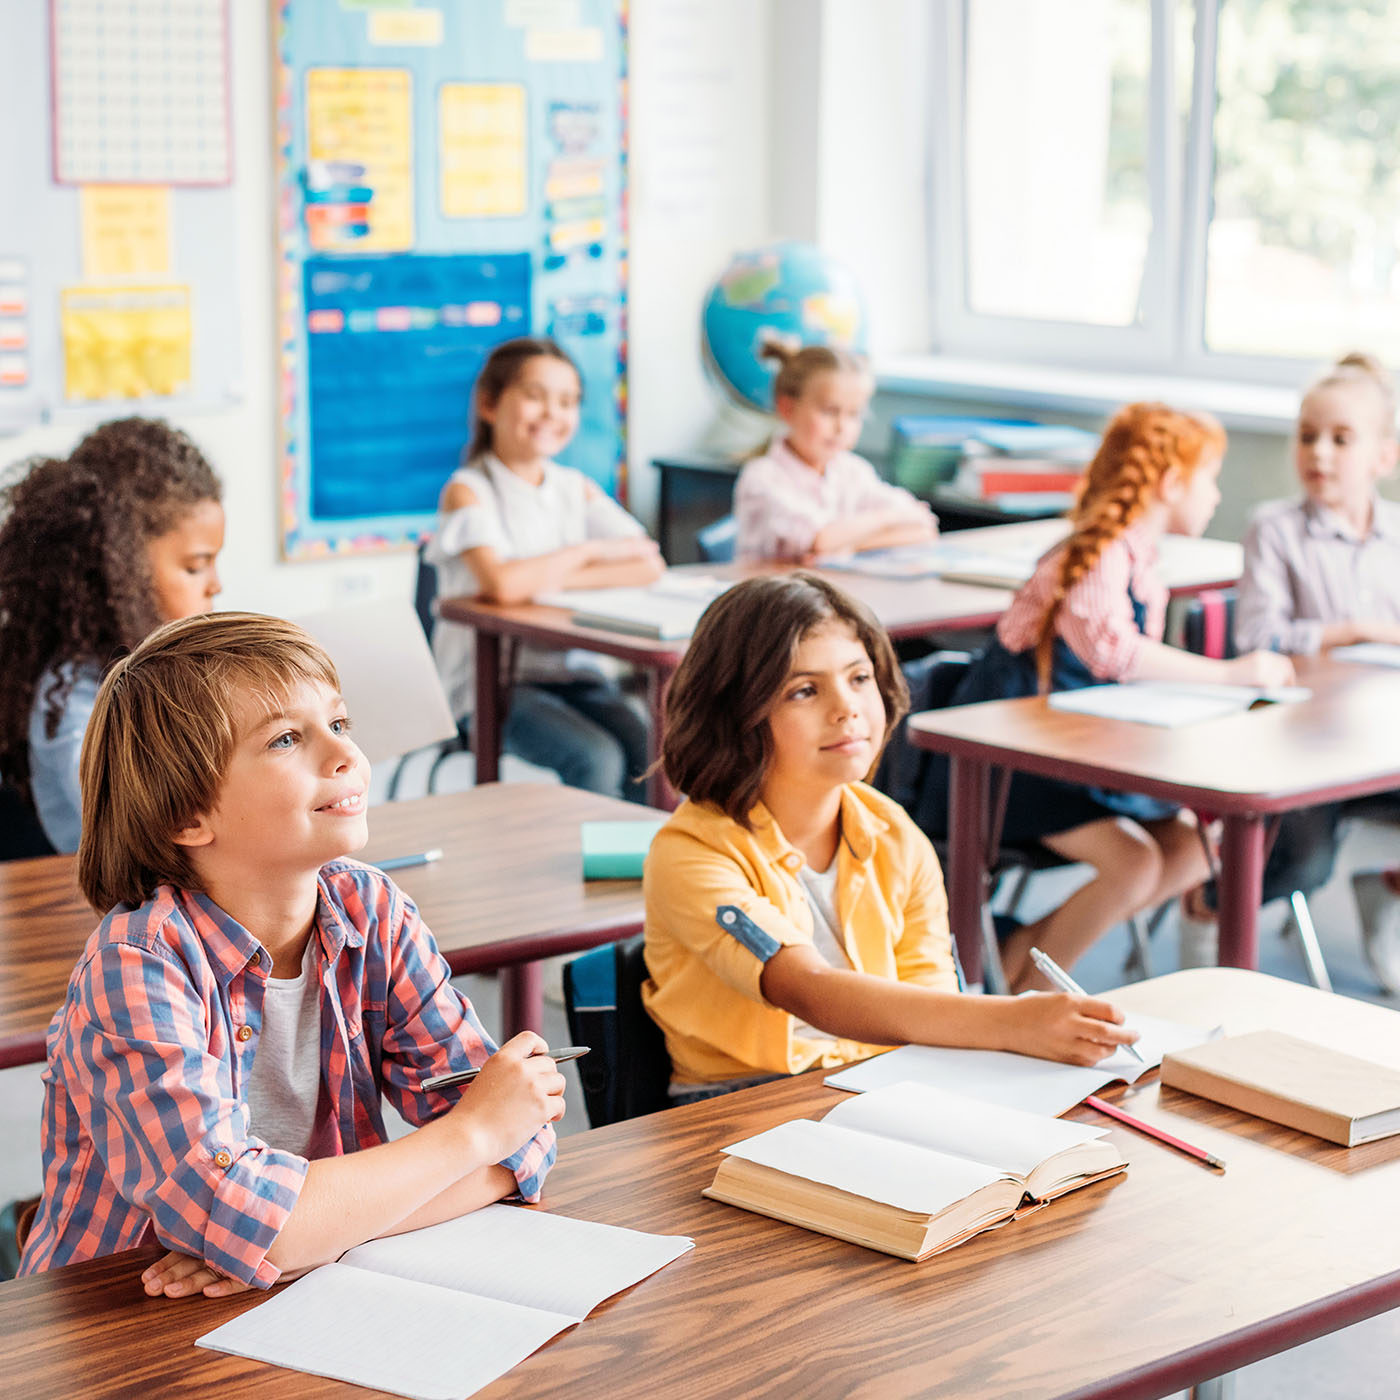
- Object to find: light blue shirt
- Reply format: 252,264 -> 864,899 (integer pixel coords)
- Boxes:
27,662 -> 101,853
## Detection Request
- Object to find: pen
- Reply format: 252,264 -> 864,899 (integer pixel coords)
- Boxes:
1027,946 -> 1146,1064
421,1046 -> 590,1093
1086,1094 -> 1227,1172
373,848 -> 444,872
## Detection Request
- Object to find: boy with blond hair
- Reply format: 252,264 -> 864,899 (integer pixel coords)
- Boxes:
20,613 -> 563,1297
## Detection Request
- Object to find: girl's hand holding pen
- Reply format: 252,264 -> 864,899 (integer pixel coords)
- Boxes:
447,1032 -> 567,1162
1003,993 -> 1140,1067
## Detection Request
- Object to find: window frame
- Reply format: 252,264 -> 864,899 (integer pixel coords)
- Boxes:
928,0 -> 1323,388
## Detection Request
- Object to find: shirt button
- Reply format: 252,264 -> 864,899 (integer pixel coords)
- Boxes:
236,1025 -> 253,1042
249,951 -> 262,968
720,909 -> 736,925
214,1149 -> 233,1168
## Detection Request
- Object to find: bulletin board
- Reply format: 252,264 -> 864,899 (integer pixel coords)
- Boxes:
0,0 -> 241,436
275,0 -> 629,560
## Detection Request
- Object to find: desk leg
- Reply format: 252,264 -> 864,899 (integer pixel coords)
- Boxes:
474,632 -> 502,785
502,963 -> 543,1039
645,664 -> 679,810
1216,815 -> 1264,968
948,755 -> 990,987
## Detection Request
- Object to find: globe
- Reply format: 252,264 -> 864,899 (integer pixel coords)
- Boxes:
701,242 -> 867,412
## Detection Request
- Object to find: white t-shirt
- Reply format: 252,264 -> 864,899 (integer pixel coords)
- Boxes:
792,858 -> 851,1046
426,453 -> 647,717
244,937 -> 335,1159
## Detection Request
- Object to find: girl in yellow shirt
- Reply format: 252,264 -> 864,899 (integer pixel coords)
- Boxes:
641,573 -> 1137,1097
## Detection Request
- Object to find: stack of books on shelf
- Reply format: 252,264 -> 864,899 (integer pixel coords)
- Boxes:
950,423 -> 1100,511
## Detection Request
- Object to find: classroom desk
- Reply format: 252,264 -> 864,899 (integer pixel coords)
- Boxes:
440,565 -> 1017,808
0,784 -> 653,1068
909,654 -> 1400,984
439,524 -> 1244,809
5,968 -> 1398,1400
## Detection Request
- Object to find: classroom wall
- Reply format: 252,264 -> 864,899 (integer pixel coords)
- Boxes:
0,0 -> 778,614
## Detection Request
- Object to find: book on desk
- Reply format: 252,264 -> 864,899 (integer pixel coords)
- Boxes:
535,573 -> 731,640
705,1082 -> 1125,1261
1048,681 -> 1312,728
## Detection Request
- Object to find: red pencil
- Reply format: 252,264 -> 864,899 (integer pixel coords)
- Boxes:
1085,1094 -> 1227,1172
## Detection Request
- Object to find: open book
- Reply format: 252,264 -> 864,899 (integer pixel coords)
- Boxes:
536,572 -> 731,640
705,1082 -> 1125,1261
1331,642 -> 1400,669
1047,681 -> 1311,728
196,1205 -> 693,1400
825,1009 -> 1217,1116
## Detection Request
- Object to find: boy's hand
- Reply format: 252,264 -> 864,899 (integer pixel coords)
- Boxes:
450,1032 -> 566,1164
141,1250 -> 255,1300
1004,993 -> 1139,1067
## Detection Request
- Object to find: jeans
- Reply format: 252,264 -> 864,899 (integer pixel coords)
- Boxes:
503,679 -> 651,803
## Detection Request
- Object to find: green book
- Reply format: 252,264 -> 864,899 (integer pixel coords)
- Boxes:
581,820 -> 666,880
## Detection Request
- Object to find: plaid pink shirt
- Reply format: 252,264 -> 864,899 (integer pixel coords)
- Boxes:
734,437 -> 930,563
995,523 -> 1167,679
20,860 -> 555,1286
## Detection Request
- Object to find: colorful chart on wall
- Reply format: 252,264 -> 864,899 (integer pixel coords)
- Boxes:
0,0 -> 239,436
275,0 -> 628,560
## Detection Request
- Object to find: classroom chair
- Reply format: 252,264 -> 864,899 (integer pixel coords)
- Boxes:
694,514 -> 737,564
0,782 -> 56,862
387,543 -> 472,799
562,935 -> 672,1128
1179,589 -> 1332,990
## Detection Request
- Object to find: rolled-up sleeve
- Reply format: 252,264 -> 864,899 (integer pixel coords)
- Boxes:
65,944 -> 307,1287
376,889 -> 556,1201
1235,513 -> 1322,655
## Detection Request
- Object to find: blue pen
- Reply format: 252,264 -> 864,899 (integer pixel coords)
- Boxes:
373,848 -> 443,872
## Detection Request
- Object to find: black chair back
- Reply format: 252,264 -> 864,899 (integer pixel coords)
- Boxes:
0,782 -> 57,861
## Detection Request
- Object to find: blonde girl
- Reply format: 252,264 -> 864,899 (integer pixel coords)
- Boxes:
733,340 -> 937,563
641,574 -> 1137,1102
1236,353 -> 1400,990
914,403 -> 1293,990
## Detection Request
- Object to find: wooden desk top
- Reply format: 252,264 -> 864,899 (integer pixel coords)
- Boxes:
6,970 -> 1398,1400
909,654 -> 1400,814
0,784 -> 652,1070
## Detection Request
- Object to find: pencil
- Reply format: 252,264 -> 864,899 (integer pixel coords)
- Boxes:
1086,1094 -> 1226,1171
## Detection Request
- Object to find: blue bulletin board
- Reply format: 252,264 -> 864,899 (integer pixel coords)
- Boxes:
275,0 -> 628,559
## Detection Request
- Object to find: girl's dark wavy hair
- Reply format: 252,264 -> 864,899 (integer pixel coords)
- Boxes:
0,418 -> 222,803
660,573 -> 908,825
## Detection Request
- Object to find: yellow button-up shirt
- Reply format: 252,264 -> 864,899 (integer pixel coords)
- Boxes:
642,782 -> 959,1086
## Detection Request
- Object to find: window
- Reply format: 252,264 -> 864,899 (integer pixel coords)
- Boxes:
929,0 -> 1400,380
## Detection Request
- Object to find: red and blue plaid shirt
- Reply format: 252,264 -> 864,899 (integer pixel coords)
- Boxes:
20,859 -> 556,1286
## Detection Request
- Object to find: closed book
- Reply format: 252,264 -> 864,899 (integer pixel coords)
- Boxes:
977,468 -> 1084,496
580,820 -> 665,879
704,1082 -> 1125,1261
1160,1030 -> 1400,1147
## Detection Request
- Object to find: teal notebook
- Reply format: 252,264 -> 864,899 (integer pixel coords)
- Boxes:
581,820 -> 666,879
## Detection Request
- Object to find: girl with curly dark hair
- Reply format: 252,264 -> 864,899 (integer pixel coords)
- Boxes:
0,418 -> 223,854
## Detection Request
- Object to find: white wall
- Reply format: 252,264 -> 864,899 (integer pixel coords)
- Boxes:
2,1 -> 778,611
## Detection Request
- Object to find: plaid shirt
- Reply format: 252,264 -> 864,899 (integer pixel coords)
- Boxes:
20,860 -> 556,1286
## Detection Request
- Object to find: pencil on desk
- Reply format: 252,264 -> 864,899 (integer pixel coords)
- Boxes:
1086,1094 -> 1226,1171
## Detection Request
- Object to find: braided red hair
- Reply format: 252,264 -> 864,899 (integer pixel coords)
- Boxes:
1033,403 -> 1226,690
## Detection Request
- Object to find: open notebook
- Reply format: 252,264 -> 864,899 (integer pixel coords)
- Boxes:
535,572 -> 731,640
196,1206 -> 692,1400
706,1081 -> 1125,1261
825,1009 -> 1217,1116
1047,682 -> 1311,728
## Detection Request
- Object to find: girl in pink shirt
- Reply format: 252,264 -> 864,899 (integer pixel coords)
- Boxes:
734,341 -> 938,563
913,404 -> 1292,990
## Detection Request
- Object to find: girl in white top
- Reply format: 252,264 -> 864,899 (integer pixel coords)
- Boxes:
734,340 -> 938,563
427,337 -> 663,800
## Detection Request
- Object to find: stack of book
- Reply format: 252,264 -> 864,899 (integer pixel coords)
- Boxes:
886,414 -> 1038,495
951,423 -> 1100,510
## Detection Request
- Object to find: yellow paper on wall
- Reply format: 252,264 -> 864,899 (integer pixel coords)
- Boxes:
440,84 -> 527,218
306,68 -> 414,252
367,8 -> 443,45
60,284 -> 192,401
80,186 -> 173,280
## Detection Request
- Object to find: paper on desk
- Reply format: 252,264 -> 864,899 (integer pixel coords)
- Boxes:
196,1206 -> 694,1400
1048,682 -> 1310,728
825,1011 -> 1217,1117
721,1116 -> 1006,1214
824,1081 -> 1105,1178
1330,643 -> 1400,669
